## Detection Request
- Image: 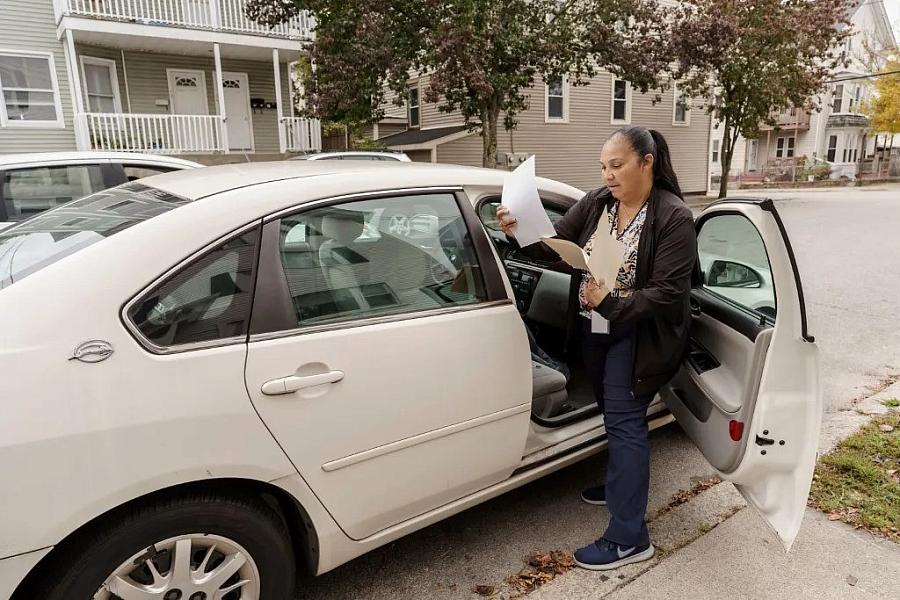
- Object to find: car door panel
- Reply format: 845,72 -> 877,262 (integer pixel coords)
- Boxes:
244,191 -> 532,541
664,199 -> 820,550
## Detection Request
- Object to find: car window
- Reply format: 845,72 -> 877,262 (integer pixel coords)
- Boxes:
0,183 -> 188,290
277,193 -> 487,328
128,228 -> 259,348
122,164 -> 177,181
479,198 -> 565,231
697,214 -> 776,319
2,164 -> 106,222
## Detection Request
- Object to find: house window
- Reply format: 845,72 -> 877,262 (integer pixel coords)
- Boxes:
611,78 -> 630,123
711,139 -> 720,163
776,137 -> 795,159
673,83 -> 689,125
0,50 -> 64,127
546,76 -> 566,121
827,135 -> 837,162
832,84 -> 843,113
81,56 -> 121,114
408,85 -> 420,128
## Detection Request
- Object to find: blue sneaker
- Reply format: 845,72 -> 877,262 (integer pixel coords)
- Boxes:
580,485 -> 607,505
574,538 -> 655,570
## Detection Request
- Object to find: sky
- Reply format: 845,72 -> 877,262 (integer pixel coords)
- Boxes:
885,0 -> 900,42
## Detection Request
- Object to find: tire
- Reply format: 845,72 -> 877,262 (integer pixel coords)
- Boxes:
24,491 -> 296,600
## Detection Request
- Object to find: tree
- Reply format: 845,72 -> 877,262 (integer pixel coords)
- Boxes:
246,0 -> 671,168
668,0 -> 853,198
862,58 -> 900,177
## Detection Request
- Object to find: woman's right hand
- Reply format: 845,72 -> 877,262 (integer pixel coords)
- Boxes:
496,205 -> 517,238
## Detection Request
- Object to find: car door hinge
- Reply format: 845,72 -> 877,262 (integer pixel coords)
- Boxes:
755,435 -> 775,446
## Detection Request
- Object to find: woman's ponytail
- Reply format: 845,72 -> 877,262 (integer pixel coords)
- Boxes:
647,129 -> 683,200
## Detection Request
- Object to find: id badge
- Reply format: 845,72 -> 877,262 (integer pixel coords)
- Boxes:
591,312 -> 610,334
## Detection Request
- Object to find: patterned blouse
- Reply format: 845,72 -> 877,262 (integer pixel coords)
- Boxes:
578,200 -> 649,319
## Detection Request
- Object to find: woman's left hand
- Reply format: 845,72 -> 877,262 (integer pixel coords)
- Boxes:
584,278 -> 610,310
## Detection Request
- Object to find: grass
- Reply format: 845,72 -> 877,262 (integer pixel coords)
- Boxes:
883,398 -> 900,409
809,412 -> 900,541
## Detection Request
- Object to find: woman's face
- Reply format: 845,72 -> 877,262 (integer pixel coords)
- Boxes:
599,135 -> 654,200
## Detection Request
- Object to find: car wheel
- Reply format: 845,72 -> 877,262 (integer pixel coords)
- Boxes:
24,491 -> 296,600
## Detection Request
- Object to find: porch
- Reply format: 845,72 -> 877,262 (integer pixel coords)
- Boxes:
67,41 -> 321,155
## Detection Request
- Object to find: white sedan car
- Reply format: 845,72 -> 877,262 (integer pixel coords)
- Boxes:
0,162 -> 820,600
0,152 -> 202,229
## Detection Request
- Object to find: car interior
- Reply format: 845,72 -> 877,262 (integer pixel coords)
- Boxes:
476,194 -> 604,427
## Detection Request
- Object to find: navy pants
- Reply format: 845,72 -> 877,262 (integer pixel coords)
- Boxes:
581,318 -> 654,547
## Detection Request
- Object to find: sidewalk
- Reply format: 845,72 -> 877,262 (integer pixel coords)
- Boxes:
606,508 -> 900,600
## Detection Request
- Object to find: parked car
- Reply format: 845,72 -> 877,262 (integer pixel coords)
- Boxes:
292,150 -> 412,162
0,162 -> 820,599
0,152 -> 202,229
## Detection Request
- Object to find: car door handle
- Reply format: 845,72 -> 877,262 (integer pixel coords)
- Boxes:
261,370 -> 345,396
690,298 -> 702,317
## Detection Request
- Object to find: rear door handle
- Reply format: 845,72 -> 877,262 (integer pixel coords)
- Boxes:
261,370 -> 345,396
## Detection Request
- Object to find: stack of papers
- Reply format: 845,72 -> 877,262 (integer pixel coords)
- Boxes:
502,157 -> 625,286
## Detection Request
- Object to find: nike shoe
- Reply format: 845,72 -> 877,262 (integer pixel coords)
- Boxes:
573,538 -> 655,570
580,485 -> 607,505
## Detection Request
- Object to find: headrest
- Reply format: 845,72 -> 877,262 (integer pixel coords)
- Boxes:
321,210 -> 365,244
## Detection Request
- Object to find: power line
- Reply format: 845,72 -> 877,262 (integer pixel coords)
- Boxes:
827,68 -> 900,82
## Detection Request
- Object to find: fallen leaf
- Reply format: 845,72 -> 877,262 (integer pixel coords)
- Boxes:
847,575 -> 859,586
473,585 -> 496,596
828,513 -> 843,521
878,424 -> 894,432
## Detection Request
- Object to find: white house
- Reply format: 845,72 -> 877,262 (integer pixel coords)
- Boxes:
0,1 -> 322,161
709,0 -> 897,187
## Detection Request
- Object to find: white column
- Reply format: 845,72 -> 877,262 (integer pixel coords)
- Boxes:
214,43 -> 229,153
64,29 -> 90,150
273,49 -> 286,153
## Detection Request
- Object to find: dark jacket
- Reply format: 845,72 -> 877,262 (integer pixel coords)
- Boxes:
517,185 -> 697,395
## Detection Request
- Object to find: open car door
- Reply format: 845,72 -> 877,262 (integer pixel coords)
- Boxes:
662,198 -> 820,550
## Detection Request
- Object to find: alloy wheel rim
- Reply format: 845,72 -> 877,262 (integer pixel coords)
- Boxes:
93,533 -> 260,600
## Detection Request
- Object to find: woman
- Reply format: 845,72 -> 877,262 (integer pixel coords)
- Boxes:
497,127 -> 697,570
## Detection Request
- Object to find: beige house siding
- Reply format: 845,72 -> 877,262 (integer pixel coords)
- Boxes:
73,45 -> 292,154
376,122 -> 407,139
423,73 -> 711,193
436,134 -> 482,167
414,75 -> 465,128
406,149 -> 432,163
0,0 -> 77,153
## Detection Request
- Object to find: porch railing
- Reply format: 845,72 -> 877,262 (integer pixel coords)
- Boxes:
281,117 -> 322,153
79,113 -> 228,154
61,0 -> 314,41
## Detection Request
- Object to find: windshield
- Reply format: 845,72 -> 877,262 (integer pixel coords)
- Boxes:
0,183 -> 189,290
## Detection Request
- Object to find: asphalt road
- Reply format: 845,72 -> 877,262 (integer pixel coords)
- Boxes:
296,184 -> 900,600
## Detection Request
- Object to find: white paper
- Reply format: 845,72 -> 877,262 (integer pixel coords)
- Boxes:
585,208 -> 626,288
542,238 -> 591,271
591,311 -> 610,334
501,156 -> 556,247
541,208 -> 625,289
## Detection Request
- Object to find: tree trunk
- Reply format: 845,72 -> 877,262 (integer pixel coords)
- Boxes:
481,100 -> 500,169
718,116 -> 737,199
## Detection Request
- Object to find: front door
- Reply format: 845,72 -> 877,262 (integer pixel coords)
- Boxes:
747,140 -> 759,172
662,199 -> 820,550
244,190 -> 532,541
167,69 -> 209,115
219,72 -> 254,152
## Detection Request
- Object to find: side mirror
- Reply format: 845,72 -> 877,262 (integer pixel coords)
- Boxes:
705,259 -> 762,289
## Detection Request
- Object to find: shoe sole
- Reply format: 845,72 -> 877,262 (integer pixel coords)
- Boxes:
580,496 -> 607,506
574,545 -> 655,571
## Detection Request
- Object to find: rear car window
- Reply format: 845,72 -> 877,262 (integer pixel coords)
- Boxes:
0,183 -> 188,290
1,164 -> 106,222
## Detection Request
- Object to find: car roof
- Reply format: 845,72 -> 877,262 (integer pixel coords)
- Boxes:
0,152 -> 203,169
143,160 -> 583,202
